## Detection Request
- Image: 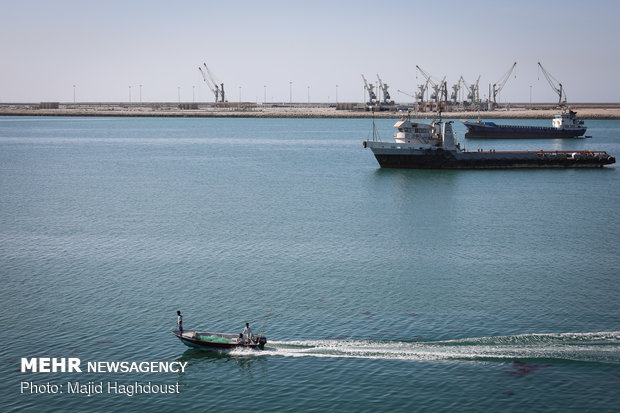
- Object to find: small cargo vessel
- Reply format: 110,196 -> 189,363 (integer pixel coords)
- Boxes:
462,109 -> 587,139
363,116 -> 614,169
172,329 -> 267,351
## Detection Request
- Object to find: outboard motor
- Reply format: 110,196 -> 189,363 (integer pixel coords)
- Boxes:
257,336 -> 267,350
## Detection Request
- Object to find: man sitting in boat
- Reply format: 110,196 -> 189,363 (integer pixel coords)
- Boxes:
242,323 -> 254,344
237,333 -> 245,345
177,310 -> 183,333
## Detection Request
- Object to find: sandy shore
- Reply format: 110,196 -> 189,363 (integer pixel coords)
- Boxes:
1,105 -> 620,119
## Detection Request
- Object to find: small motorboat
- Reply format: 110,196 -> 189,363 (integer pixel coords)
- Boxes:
171,329 -> 267,351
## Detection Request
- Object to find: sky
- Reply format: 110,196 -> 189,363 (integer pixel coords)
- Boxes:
1,0 -> 619,103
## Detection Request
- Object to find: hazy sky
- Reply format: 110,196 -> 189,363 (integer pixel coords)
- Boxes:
1,0 -> 619,103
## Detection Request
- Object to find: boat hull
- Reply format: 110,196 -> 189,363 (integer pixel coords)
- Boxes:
172,330 -> 266,351
462,121 -> 586,139
364,141 -> 615,169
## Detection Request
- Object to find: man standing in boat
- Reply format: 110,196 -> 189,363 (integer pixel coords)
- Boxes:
242,322 -> 253,344
177,310 -> 183,333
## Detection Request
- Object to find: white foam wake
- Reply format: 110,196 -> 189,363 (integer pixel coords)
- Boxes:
229,332 -> 620,362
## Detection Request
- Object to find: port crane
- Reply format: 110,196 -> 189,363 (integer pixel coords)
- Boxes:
198,65 -> 219,102
399,81 -> 430,109
492,62 -> 517,107
459,76 -> 471,102
416,79 -> 430,105
376,74 -> 393,104
199,63 -> 225,103
461,76 -> 480,104
537,62 -> 566,105
450,77 -> 462,104
472,76 -> 481,102
416,66 -> 447,110
361,74 -> 377,105
455,75 -> 481,109
436,77 -> 448,105
429,77 -> 447,108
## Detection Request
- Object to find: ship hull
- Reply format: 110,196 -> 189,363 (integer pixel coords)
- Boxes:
365,142 -> 615,169
462,121 -> 586,139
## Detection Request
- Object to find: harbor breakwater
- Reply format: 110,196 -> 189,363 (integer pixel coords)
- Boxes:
1,103 -> 620,119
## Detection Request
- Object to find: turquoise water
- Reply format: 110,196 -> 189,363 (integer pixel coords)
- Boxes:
1,116 -> 619,412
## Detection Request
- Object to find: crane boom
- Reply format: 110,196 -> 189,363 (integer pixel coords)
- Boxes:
199,66 -> 219,102
203,63 -> 225,102
492,62 -> 517,104
397,89 -> 415,98
537,62 -> 566,105
415,65 -> 437,88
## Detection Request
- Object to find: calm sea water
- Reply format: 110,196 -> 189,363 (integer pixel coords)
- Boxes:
1,116 -> 619,412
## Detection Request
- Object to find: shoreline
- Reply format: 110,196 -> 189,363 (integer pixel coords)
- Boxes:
2,105 -> 620,120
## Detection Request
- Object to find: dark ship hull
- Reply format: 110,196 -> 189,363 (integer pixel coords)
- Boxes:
462,121 -> 587,139
364,142 -> 615,169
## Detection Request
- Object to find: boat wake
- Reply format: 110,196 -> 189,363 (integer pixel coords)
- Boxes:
233,332 -> 620,363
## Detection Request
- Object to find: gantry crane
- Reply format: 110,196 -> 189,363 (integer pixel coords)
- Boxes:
537,62 -> 566,105
361,74 -> 377,105
492,62 -> 517,107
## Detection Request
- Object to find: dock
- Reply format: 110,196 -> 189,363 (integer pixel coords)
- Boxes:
1,102 -> 620,119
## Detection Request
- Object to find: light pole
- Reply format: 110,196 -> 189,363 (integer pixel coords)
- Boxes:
289,81 -> 292,104
264,85 -> 266,103
192,86 -> 195,103
73,85 -> 76,104
239,86 -> 242,103
178,87 -> 180,103
529,85 -> 532,107
336,84 -> 338,103
129,86 -> 131,103
307,86 -> 310,103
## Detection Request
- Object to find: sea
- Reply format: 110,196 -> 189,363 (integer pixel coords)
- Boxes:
0,115 -> 619,412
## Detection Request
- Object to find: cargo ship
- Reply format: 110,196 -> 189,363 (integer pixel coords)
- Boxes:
462,109 -> 587,139
362,117 -> 614,169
